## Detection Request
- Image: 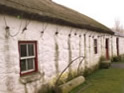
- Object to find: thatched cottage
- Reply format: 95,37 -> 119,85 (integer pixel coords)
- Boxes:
0,0 -> 124,93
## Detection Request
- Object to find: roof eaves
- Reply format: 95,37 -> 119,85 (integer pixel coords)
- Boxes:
0,1 -> 114,35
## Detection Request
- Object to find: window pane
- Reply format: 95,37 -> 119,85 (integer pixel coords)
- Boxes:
20,44 -> 27,57
20,59 -> 27,71
28,44 -> 34,56
95,47 -> 97,54
27,58 -> 34,70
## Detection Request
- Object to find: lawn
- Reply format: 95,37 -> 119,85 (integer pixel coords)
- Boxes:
70,67 -> 124,93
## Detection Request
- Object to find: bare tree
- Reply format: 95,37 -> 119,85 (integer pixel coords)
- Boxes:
113,19 -> 124,33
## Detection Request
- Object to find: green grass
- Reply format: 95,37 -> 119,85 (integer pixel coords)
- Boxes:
70,68 -> 124,93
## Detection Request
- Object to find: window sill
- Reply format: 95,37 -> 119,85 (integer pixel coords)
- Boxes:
19,72 -> 44,84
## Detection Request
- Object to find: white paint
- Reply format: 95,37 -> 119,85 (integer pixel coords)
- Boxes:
0,14 -> 124,93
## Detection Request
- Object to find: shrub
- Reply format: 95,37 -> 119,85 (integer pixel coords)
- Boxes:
99,56 -> 111,69
111,55 -> 124,62
38,84 -> 55,93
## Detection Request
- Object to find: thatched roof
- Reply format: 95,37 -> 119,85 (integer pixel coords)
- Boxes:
0,0 -> 114,34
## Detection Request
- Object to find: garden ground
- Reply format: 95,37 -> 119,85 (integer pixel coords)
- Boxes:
70,62 -> 124,93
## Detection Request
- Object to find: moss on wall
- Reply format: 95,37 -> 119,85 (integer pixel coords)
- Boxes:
84,34 -> 88,73
68,36 -> 72,75
54,36 -> 59,76
77,35 -> 84,74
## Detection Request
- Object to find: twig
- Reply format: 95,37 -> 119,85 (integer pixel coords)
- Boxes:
55,56 -> 85,86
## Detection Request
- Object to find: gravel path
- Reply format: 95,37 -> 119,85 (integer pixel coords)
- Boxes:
111,62 -> 124,68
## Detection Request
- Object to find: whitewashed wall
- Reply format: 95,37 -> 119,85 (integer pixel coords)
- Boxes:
0,14 -> 124,93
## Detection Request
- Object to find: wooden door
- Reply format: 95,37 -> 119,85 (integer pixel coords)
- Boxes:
116,38 -> 119,56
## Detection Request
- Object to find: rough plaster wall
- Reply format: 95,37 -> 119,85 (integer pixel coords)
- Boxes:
118,37 -> 123,55
112,36 -> 118,56
110,36 -> 124,57
84,33 -> 99,68
1,14 -> 124,93
119,37 -> 124,55
0,15 -> 7,93
69,30 -> 80,70
56,27 -> 69,73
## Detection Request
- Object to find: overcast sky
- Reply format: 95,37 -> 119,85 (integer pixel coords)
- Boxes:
53,0 -> 124,28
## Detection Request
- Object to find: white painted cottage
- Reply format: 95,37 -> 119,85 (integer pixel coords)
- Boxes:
0,0 -> 124,93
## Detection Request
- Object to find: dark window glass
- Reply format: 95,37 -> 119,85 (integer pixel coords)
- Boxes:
28,44 -> 34,56
20,59 -> 27,71
27,59 -> 34,70
95,47 -> 97,54
20,45 -> 27,57
94,39 -> 98,54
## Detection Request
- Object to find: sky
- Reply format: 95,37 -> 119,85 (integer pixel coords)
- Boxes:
52,0 -> 124,29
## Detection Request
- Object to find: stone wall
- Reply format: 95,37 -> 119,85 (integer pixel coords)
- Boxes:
0,14 -> 124,93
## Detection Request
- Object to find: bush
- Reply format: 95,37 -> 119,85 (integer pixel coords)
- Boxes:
83,64 -> 99,77
38,84 -> 55,93
111,55 -> 124,62
99,56 -> 111,69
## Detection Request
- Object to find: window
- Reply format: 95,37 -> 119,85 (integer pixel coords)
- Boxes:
94,39 -> 98,54
19,41 -> 38,75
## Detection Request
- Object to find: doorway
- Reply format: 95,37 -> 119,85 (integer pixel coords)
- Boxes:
105,38 -> 109,60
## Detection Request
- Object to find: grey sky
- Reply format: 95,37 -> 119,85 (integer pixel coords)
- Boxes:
53,0 -> 124,28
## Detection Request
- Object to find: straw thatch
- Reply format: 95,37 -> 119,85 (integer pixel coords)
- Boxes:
0,0 -> 114,34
